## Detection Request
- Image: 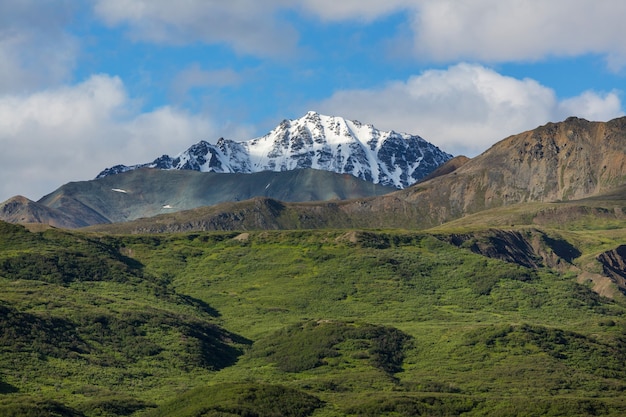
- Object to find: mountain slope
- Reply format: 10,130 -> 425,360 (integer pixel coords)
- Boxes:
98,111 -> 452,189
25,168 -> 392,227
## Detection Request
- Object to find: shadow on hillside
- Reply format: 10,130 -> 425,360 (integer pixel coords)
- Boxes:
185,322 -> 253,370
179,294 -> 221,317
542,235 -> 582,263
0,379 -> 17,394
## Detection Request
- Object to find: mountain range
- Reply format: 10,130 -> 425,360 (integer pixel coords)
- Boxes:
81,116 -> 626,233
3,114 -> 626,232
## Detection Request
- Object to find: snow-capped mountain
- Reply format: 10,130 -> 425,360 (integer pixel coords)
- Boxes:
97,111 -> 452,188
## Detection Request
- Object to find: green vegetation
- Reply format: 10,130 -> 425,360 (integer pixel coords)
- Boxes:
250,320 -> 411,374
148,383 -> 324,417
2,221 -> 626,415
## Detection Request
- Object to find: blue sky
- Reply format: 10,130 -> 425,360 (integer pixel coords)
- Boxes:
1,0 -> 625,202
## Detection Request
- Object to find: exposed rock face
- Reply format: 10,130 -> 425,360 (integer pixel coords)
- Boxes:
445,230 -> 543,269
97,111 -> 452,189
441,229 -> 581,270
597,246 -> 626,293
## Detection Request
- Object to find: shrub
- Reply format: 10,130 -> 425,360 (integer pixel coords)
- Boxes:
149,383 -> 323,417
251,320 -> 411,374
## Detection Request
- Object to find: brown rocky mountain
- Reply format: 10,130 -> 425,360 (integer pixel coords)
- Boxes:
86,116 -> 626,233
336,115 -> 626,229
395,116 -> 626,219
4,116 -> 626,232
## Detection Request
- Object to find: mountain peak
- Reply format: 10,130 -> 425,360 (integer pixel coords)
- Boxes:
305,110 -> 319,117
97,112 -> 452,188
0,195 -> 91,228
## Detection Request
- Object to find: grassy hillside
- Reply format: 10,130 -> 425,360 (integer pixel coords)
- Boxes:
1,222 -> 626,416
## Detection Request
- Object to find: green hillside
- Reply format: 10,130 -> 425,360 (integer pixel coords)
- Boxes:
1,221 -> 626,416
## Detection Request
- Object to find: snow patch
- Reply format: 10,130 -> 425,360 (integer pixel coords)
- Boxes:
111,188 -> 128,193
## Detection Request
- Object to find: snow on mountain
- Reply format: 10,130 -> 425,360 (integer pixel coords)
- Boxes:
97,111 -> 452,189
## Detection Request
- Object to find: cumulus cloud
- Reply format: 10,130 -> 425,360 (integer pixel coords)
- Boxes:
93,0 -> 298,57
557,91 -> 624,121
0,0 -> 78,94
89,1 -> 626,66
316,64 -> 624,157
295,0 -> 626,68
410,0 -> 626,66
0,75 -> 238,202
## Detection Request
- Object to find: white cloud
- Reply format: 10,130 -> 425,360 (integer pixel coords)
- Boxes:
557,91 -> 624,122
90,1 -> 626,67
295,0 -> 626,68
316,63 -> 625,157
93,0 -> 298,57
0,0 -> 78,94
410,0 -> 626,66
0,75 -> 233,202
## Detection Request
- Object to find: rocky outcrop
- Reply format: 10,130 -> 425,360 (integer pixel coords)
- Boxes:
597,246 -> 626,293
440,229 -> 581,270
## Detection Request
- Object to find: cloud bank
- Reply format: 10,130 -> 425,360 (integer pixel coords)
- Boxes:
301,0 -> 626,68
0,0 -> 78,94
316,64 -> 624,156
91,0 -> 626,68
93,0 -> 298,57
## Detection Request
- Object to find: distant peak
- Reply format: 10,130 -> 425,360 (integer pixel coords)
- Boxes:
0,196 -> 33,211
